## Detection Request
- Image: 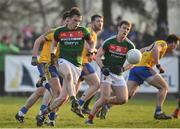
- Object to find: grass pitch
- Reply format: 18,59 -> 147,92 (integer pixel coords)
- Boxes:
0,96 -> 179,128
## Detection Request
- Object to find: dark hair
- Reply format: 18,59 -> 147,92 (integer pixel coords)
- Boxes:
91,14 -> 103,22
117,20 -> 131,28
69,7 -> 81,18
166,34 -> 180,44
62,11 -> 70,20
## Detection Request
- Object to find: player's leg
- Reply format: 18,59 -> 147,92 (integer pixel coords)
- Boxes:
127,67 -> 143,99
82,95 -> 94,114
86,74 -> 111,124
107,75 -> 128,105
172,92 -> 180,118
78,63 -> 100,113
86,82 -> 111,124
147,73 -> 171,119
36,65 -> 62,126
15,63 -> 47,123
16,87 -> 45,123
128,81 -> 140,99
57,59 -> 78,107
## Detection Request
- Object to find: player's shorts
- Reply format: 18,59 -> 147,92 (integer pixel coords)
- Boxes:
57,58 -> 82,85
37,63 -> 48,77
79,63 -> 95,80
48,65 -> 63,85
128,66 -> 156,85
101,72 -> 126,87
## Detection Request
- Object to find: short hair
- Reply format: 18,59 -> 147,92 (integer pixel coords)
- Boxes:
117,20 -> 131,28
91,14 -> 103,22
166,34 -> 180,44
69,7 -> 81,18
62,11 -> 70,20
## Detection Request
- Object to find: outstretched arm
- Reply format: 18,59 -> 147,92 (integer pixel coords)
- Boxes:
32,35 -> 45,57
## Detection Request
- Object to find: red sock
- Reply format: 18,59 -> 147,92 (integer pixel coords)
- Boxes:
88,114 -> 94,120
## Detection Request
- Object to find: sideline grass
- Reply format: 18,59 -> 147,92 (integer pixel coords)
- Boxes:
0,96 -> 179,128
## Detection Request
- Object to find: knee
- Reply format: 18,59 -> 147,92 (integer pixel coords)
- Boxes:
65,73 -> 72,81
35,88 -> 44,97
117,97 -> 128,105
159,85 -> 169,93
103,97 -> 109,104
59,95 -> 68,103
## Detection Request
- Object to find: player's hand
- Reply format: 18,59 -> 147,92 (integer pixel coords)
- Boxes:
87,51 -> 96,62
101,67 -> 110,76
31,56 -> 38,66
115,66 -> 125,73
156,64 -> 165,74
50,53 -> 56,65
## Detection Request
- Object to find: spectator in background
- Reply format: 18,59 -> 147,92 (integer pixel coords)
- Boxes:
0,35 -> 20,95
14,34 -> 24,50
22,26 -> 40,51
115,16 -> 122,27
99,23 -> 116,41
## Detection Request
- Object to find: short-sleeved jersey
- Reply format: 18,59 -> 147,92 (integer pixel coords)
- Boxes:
38,29 -> 59,63
82,26 -> 97,63
102,36 -> 135,75
54,26 -> 90,67
136,40 -> 167,68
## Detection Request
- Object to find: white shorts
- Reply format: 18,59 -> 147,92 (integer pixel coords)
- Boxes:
100,72 -> 127,87
57,58 -> 82,85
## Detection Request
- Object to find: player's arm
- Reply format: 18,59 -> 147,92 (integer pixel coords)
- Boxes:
86,36 -> 96,53
32,35 -> 46,57
152,43 -> 164,73
123,63 -> 134,71
95,47 -> 105,68
50,39 -> 58,65
31,35 -> 46,66
96,47 -> 110,76
51,29 -> 59,65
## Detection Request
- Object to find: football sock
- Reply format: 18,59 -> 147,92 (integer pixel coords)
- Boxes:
39,104 -> 48,115
49,112 -> 56,121
78,99 -> 84,106
155,106 -> 162,114
83,95 -> 94,109
88,113 -> 94,120
19,107 -> 28,116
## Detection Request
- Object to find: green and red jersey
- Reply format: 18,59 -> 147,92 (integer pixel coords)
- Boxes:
54,26 -> 90,67
102,36 -> 135,75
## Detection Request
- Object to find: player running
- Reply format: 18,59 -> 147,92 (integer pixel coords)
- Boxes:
128,34 -> 180,120
15,11 -> 69,125
76,14 -> 103,114
86,20 -> 135,124
36,7 -> 95,123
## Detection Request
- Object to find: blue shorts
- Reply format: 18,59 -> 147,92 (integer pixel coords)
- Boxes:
37,63 -> 46,77
48,65 -> 63,85
128,66 -> 156,85
79,63 -> 95,80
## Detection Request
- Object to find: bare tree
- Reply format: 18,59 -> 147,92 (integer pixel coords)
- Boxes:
155,0 -> 168,39
102,0 -> 112,28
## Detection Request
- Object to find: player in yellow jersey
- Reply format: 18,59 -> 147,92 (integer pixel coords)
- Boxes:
127,34 -> 180,120
15,11 -> 69,125
76,14 -> 103,114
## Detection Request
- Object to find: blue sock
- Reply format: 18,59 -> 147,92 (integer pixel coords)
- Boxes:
20,107 -> 28,114
155,106 -> 162,114
78,99 -> 84,106
44,83 -> 51,90
48,112 -> 56,121
40,104 -> 48,112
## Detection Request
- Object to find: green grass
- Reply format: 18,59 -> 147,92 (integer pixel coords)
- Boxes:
0,96 -> 179,128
